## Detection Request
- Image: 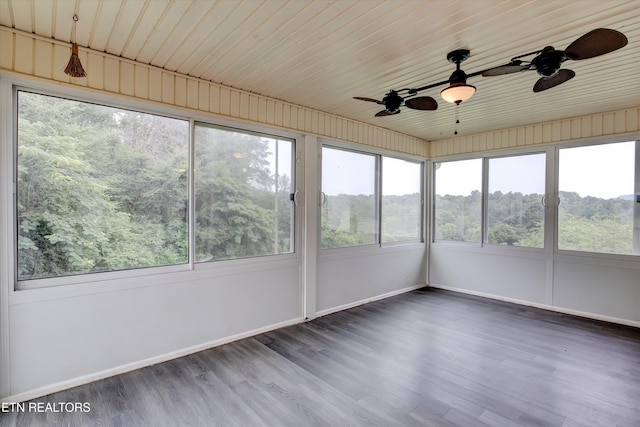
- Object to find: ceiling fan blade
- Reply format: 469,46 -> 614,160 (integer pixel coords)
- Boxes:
375,110 -> 400,117
354,96 -> 383,104
533,69 -> 575,92
565,28 -> 628,60
405,96 -> 438,110
482,63 -> 530,76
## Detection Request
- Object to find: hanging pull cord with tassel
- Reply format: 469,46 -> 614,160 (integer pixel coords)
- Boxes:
64,14 -> 87,78
454,103 -> 460,135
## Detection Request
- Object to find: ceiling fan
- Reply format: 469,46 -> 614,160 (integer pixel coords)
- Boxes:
353,90 -> 438,117
354,28 -> 627,118
354,49 -> 480,117
482,28 -> 628,92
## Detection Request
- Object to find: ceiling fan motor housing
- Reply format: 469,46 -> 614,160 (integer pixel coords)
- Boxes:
382,91 -> 403,113
448,69 -> 468,85
532,47 -> 566,77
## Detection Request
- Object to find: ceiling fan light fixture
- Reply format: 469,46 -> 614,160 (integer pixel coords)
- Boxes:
441,49 -> 476,104
441,83 -> 476,104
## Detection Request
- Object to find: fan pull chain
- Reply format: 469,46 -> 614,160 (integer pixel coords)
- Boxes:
454,104 -> 460,135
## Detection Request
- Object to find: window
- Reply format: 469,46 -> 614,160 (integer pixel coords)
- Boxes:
433,158 -> 482,242
321,147 -> 377,249
17,91 -> 189,281
382,157 -> 422,243
320,146 -> 424,249
194,124 -> 295,261
558,141 -> 637,255
486,153 -> 545,247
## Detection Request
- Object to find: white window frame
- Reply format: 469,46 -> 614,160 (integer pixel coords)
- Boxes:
482,151 -> 547,250
193,121 -> 298,263
380,155 -> 424,247
5,78 -> 303,292
554,137 -> 640,259
319,139 -> 425,252
431,137 -> 640,262
431,154 -> 484,246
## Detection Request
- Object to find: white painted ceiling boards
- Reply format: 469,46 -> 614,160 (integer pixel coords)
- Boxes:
0,0 -> 638,141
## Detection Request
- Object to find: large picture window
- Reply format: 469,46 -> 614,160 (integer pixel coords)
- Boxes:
194,124 -> 295,261
17,91 -> 189,281
558,141 -> 637,255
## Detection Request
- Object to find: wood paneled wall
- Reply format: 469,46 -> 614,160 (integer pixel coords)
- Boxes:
0,26 -> 427,157
430,108 -> 640,158
2,27 -> 638,160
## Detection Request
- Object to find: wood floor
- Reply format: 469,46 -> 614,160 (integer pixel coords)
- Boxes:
2,287 -> 639,427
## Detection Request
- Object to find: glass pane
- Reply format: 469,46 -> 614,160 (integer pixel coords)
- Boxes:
487,154 -> 545,247
434,159 -> 482,242
194,124 -> 294,261
558,141 -> 635,255
382,157 -> 422,243
321,147 -> 376,248
17,91 -> 189,280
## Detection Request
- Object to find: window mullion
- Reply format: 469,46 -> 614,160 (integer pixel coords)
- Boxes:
189,118 -> 196,270
634,140 -> 640,255
481,157 -> 489,246
376,154 -> 382,245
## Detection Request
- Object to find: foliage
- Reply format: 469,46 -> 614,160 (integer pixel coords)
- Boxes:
321,193 -> 423,248
17,93 -> 293,281
435,189 -> 633,254
17,93 -> 190,279
16,92 -> 636,282
434,190 -> 482,242
194,126 -> 293,261
321,194 -> 376,248
558,191 -> 633,254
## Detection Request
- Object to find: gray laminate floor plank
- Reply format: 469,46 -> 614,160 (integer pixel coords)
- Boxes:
3,288 -> 639,426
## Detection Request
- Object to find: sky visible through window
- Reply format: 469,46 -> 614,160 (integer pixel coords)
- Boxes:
437,141 -> 634,199
559,141 -> 634,199
322,148 -> 421,196
318,142 -> 634,199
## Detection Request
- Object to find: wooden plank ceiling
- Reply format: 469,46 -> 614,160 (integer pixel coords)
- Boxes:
1,0 -> 638,142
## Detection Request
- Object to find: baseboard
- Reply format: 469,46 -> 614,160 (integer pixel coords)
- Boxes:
1,316 -> 305,404
315,283 -> 426,318
429,284 -> 640,329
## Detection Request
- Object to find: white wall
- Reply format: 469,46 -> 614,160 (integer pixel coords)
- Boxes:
553,255 -> 640,322
7,260 -> 301,398
430,245 -> 640,326
318,245 -> 426,313
430,245 -> 547,304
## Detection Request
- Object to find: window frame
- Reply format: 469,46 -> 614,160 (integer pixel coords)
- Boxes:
482,151 -> 547,249
554,138 -> 640,258
431,138 -> 640,262
193,121 -> 297,263
431,155 -> 484,245
9,82 -> 303,291
320,140 -> 425,251
380,155 -> 424,246
14,87 -> 193,289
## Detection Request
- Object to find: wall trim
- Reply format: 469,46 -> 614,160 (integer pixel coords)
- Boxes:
429,283 -> 640,329
0,316 -> 305,404
429,108 -> 640,158
315,283 -> 426,318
